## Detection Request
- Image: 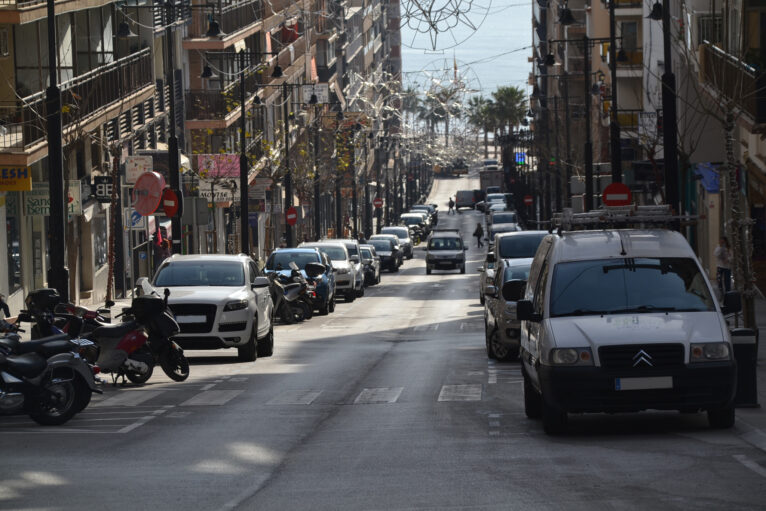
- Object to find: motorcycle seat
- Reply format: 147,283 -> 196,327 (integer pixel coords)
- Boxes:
283,282 -> 302,292
2,352 -> 47,378
17,337 -> 74,358
91,321 -> 137,340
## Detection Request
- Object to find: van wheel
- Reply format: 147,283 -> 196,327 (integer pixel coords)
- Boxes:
524,375 -> 542,419
707,406 -> 735,429
541,393 -> 567,435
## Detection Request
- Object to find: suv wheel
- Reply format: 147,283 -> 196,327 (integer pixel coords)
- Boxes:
426,266 -> 432,275
256,326 -> 274,357
346,291 -> 356,302
485,322 -> 495,359
460,264 -> 466,274
237,326 -> 258,362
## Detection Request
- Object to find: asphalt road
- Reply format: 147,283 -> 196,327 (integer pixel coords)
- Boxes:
2,170 -> 766,510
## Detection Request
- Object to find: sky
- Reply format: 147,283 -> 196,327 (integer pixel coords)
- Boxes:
399,0 -> 533,100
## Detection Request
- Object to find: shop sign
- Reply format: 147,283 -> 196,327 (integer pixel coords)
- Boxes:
197,178 -> 238,201
0,166 -> 32,191
125,156 -> 153,184
24,181 -> 82,216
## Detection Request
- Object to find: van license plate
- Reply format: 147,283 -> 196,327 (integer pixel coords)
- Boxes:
615,376 -> 672,391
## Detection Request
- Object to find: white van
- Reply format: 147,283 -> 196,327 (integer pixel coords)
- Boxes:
518,226 -> 739,434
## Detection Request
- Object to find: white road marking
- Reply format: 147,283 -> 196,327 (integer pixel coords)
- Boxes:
117,415 -> 157,434
438,384 -> 483,402
200,383 -> 216,391
734,454 -> 766,478
93,390 -> 165,408
739,421 -> 766,454
354,387 -> 404,404
181,390 -> 244,406
267,390 -> 322,405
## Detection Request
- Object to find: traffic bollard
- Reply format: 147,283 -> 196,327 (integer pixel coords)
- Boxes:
731,328 -> 760,408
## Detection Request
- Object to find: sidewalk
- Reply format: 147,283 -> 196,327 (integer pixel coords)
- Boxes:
733,296 -> 766,453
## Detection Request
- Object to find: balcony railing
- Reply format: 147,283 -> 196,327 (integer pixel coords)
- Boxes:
700,43 -> 766,123
617,48 -> 643,68
188,0 -> 264,38
616,109 -> 641,129
0,48 -> 153,150
185,70 -> 266,121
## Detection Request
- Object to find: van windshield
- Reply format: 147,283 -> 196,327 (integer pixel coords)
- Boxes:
549,257 -> 716,317
498,233 -> 546,259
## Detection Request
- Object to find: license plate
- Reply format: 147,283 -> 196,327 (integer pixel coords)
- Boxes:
176,315 -> 206,323
615,376 -> 672,391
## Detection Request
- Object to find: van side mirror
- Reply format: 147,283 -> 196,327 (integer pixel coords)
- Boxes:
350,255 -> 360,264
516,300 -> 542,322
502,280 -> 526,302
722,291 -> 742,315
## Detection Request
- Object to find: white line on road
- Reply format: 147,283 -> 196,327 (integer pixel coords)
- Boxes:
117,415 -> 157,434
734,454 -> 766,478
93,390 -> 165,408
438,384 -> 483,402
200,383 -> 216,391
267,390 -> 322,405
354,387 -> 403,404
181,390 -> 243,406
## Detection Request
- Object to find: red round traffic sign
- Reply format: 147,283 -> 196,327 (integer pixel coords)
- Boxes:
132,171 -> 165,216
523,195 -> 533,206
373,197 -> 383,208
285,206 -> 298,226
162,188 -> 181,217
602,182 -> 632,207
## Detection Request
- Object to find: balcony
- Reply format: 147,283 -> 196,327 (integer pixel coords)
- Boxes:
700,43 -> 766,124
187,0 -> 264,40
616,48 -> 643,78
0,48 -> 153,152
185,71 -> 267,122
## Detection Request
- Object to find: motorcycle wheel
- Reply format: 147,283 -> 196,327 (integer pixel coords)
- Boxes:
73,377 -> 92,414
290,303 -> 307,322
125,350 -> 155,385
301,300 -> 313,320
160,348 -> 190,382
280,303 -> 296,324
29,379 -> 78,426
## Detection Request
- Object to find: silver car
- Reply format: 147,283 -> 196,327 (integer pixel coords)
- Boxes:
300,242 -> 360,302
483,258 -> 532,361
425,229 -> 467,275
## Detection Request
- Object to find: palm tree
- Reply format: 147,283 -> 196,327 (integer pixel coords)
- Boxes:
467,95 -> 494,158
401,86 -> 421,135
490,86 -> 527,135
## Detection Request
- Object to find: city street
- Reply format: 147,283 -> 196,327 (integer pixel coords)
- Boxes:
2,171 -> 766,510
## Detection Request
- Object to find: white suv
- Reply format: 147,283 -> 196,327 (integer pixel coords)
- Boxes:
137,254 -> 274,362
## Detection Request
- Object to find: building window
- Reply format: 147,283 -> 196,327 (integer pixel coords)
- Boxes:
92,212 -> 108,268
698,15 -> 722,46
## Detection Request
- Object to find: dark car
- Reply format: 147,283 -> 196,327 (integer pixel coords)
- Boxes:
455,190 -> 476,210
359,245 -> 381,285
425,229 -> 467,274
265,248 -> 336,315
368,238 -> 399,272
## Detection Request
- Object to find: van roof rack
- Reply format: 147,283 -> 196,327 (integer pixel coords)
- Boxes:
432,228 -> 460,233
550,205 -> 696,233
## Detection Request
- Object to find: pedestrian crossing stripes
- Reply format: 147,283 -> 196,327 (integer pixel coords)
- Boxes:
180,390 -> 243,406
354,387 -> 403,404
487,360 -> 523,385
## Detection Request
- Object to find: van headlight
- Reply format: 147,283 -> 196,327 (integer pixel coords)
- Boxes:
224,299 -> 248,311
550,348 -> 594,366
690,343 -> 731,362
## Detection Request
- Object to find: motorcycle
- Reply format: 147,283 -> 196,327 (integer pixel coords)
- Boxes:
21,288 -> 189,385
268,263 -> 313,323
0,323 -> 101,425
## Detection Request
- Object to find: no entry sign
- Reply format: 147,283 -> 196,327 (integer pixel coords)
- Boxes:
162,188 -> 182,217
285,206 -> 298,226
373,197 -> 383,208
602,182 -> 632,207
523,195 -> 533,206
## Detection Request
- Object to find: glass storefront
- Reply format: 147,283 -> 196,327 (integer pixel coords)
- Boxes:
5,192 -> 21,293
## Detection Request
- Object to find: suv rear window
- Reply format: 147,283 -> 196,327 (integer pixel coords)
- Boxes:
428,237 -> 463,250
550,257 -> 715,317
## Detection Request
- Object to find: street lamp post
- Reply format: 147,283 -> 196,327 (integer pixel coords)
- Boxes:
46,0 -> 68,301
165,2 -> 182,252
608,0 -> 622,183
649,0 -> 679,212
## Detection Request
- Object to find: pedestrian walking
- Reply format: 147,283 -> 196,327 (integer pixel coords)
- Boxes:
473,222 -> 484,248
714,236 -> 732,297
448,197 -> 455,214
